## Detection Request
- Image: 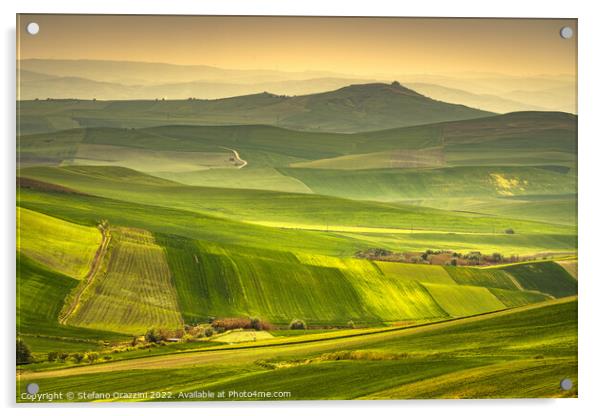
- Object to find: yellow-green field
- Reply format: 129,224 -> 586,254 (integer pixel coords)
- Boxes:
16,99 -> 577,400
17,298 -> 577,400
17,207 -> 101,279
66,228 -> 183,334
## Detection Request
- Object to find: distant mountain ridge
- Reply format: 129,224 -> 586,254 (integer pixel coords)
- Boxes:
18,81 -> 494,134
17,59 -> 576,114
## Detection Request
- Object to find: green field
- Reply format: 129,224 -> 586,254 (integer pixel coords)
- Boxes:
16,85 -> 577,400
17,207 -> 101,279
17,254 -> 126,344
17,298 -> 577,400
500,261 -> 578,298
67,228 -> 183,334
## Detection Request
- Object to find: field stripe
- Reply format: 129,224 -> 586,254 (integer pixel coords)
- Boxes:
59,224 -> 111,325
19,297 -> 575,381
66,228 -> 183,334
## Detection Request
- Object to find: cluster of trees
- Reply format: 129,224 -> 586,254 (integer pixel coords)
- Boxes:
355,246 -> 531,267
16,339 -> 110,365
354,248 -> 395,260
288,319 -> 306,330
54,351 -> 110,364
210,317 -> 274,332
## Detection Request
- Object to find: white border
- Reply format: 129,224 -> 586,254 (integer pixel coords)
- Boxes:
2,1 -> 601,415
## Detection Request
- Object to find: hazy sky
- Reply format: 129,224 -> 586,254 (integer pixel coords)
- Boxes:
17,15 -> 577,77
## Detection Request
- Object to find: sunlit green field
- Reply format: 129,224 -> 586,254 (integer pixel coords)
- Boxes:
16,106 -> 578,401
17,298 -> 577,400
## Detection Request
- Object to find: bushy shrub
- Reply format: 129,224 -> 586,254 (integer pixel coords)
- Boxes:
289,319 -> 307,330
16,339 -> 32,364
505,228 -> 515,234
103,355 -> 112,361
250,317 -> 262,331
47,351 -> 59,362
86,352 -> 99,363
347,320 -> 355,329
204,327 -> 214,337
211,317 -> 251,331
211,317 -> 273,331
145,328 -> 169,343
71,352 -> 85,363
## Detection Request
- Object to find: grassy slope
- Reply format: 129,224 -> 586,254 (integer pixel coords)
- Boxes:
17,112 -> 577,227
487,288 -> 551,308
374,261 -> 456,284
17,186 -> 365,257
421,283 -> 506,317
16,186 -> 574,336
280,165 -> 576,202
18,166 -> 574,237
68,228 -> 183,334
444,266 -> 518,290
18,83 -> 492,134
159,235 -> 373,325
159,231 -> 561,325
154,167 -> 314,194
18,113 -> 575,171
501,261 -> 578,298
17,167 -> 577,259
16,254 -> 126,344
406,194 -> 577,226
556,259 -> 578,279
17,207 -> 101,279
17,299 -> 577,400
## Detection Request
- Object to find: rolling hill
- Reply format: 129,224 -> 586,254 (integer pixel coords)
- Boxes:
16,194 -> 575,336
17,82 -> 494,134
18,298 -> 577,400
17,111 -> 577,227
15,51 -> 577,401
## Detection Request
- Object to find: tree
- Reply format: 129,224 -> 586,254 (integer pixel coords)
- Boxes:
450,258 -> 458,266
16,339 -> 32,364
145,328 -> 163,344
203,327 -> 214,337
86,352 -> 99,363
289,319 -> 307,330
71,352 -> 85,363
250,317 -> 262,331
47,351 -> 59,362
347,320 -> 355,329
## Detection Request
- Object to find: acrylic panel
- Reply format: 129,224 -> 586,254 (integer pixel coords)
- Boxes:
16,14 -> 577,402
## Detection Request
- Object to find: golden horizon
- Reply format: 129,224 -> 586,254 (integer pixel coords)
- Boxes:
17,15 -> 577,78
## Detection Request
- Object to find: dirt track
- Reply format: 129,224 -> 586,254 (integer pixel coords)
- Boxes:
221,147 -> 247,168
59,225 -> 111,325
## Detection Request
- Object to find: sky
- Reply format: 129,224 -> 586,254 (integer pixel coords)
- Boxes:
17,14 -> 577,78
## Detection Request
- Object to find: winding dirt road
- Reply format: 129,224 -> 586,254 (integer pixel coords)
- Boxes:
220,147 -> 247,169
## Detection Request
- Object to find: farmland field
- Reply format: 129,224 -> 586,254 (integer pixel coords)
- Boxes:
17,298 -> 577,400
66,228 -> 183,334
16,45 -> 577,401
